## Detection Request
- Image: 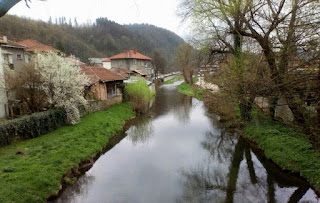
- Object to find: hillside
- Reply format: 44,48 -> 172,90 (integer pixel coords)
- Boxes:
0,15 -> 184,65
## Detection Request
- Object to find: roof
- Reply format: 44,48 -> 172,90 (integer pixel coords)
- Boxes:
17,38 -> 59,52
110,49 -> 152,60
0,39 -> 27,49
111,67 -> 134,79
102,58 -> 111,62
81,65 -> 125,84
112,67 -> 134,74
133,69 -> 147,76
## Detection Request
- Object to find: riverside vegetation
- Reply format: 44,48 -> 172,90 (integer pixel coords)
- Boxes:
125,78 -> 155,114
0,103 -> 134,202
177,77 -> 320,193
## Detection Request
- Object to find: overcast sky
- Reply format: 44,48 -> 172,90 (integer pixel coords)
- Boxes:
8,0 -> 190,38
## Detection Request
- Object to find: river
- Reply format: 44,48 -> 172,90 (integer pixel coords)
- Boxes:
55,81 -> 319,203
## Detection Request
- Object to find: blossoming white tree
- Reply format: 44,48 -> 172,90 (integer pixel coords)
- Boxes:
34,52 -> 89,124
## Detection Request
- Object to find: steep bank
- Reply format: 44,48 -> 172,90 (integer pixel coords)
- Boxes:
0,103 -> 134,202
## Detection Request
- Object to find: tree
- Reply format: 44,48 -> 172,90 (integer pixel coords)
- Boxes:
179,0 -> 256,121
173,43 -> 196,84
180,0 -> 320,137
34,52 -> 89,124
4,63 -> 46,113
152,51 -> 167,79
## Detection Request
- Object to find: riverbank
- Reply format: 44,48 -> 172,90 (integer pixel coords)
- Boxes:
244,118 -> 320,193
177,80 -> 320,194
163,75 -> 183,84
177,78 -> 205,100
0,103 -> 135,202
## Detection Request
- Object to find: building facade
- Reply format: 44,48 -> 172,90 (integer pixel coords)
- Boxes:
110,50 -> 153,79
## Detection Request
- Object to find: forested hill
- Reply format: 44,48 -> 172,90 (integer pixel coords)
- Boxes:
0,15 -> 184,63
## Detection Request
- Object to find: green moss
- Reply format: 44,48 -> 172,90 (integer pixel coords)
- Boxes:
163,75 -> 183,84
177,80 -> 205,100
0,103 -> 134,202
244,119 -> 320,190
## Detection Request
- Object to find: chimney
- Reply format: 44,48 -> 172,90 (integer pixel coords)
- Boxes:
3,36 -> 7,43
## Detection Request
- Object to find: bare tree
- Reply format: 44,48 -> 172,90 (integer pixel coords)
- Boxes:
179,0 -> 320,142
4,63 -> 46,113
173,43 -> 196,84
152,50 -> 167,79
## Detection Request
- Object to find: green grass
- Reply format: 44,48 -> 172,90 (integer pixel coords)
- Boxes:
163,75 -> 183,84
0,103 -> 134,202
177,78 -> 205,100
244,118 -> 320,191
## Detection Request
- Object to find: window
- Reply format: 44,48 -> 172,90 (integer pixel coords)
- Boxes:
17,54 -> 22,60
107,83 -> 117,98
133,59 -> 136,64
119,61 -> 122,66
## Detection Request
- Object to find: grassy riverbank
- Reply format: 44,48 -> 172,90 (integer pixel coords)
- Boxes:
0,103 -> 134,202
244,118 -> 320,192
177,78 -> 205,100
163,75 -> 183,84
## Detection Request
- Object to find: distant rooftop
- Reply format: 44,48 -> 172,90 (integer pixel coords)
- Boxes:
17,38 -> 59,52
110,49 -> 152,60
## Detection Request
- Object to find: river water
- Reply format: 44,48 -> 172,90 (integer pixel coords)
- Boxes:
55,82 -> 319,203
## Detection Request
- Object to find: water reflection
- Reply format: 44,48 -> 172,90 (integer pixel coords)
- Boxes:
54,82 -> 319,203
179,132 -> 319,203
127,116 -> 154,145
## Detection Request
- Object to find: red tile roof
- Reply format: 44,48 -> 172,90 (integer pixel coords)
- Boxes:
0,40 -> 27,49
110,50 -> 152,60
17,38 -> 59,52
102,58 -> 111,62
81,65 -> 125,84
111,67 -> 134,79
112,67 -> 134,74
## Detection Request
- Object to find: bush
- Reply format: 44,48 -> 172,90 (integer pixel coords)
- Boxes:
0,109 -> 67,147
125,79 -> 155,113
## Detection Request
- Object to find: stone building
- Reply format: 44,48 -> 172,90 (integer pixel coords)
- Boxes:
110,50 -> 153,79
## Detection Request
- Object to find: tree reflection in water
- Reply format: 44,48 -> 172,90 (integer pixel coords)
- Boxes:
172,95 -> 193,124
178,128 -> 317,202
127,116 -> 154,145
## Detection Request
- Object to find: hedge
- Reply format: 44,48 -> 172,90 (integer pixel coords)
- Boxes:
0,109 -> 67,147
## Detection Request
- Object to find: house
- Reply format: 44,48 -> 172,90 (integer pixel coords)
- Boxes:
110,49 -> 153,79
102,58 -> 111,69
0,36 -> 30,119
0,36 -> 29,70
17,38 -> 60,54
81,65 -> 125,101
0,44 -> 8,119
111,67 -> 134,80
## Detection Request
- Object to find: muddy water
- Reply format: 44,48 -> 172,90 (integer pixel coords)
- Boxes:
55,82 -> 319,203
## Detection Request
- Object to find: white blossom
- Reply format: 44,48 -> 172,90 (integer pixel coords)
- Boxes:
34,52 -> 89,124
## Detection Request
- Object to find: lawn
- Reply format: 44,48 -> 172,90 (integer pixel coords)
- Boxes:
0,103 -> 134,202
245,119 -> 320,192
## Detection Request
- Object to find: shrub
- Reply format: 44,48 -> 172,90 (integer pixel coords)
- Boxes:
125,78 -> 155,113
0,109 -> 67,147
